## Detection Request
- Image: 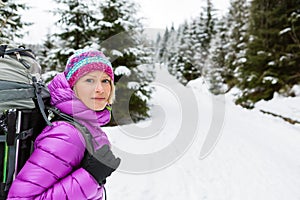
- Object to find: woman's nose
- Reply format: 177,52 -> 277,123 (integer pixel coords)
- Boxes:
95,82 -> 104,93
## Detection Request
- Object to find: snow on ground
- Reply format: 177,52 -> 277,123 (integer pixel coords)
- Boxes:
103,66 -> 300,200
255,93 -> 300,122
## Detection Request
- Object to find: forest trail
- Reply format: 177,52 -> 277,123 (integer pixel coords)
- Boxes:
105,66 -> 300,200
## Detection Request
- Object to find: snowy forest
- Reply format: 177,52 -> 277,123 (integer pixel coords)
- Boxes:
1,0 -> 300,124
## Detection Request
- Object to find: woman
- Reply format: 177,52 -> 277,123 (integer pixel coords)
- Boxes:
7,49 -> 121,199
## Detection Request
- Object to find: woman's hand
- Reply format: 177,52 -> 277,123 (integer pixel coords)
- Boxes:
81,145 -> 121,185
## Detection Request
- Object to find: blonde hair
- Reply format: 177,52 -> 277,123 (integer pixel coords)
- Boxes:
108,82 -> 115,104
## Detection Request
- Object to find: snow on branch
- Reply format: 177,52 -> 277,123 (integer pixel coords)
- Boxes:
279,27 -> 291,35
115,65 -> 131,76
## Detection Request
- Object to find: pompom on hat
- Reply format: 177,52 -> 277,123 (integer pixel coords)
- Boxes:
64,49 -> 114,87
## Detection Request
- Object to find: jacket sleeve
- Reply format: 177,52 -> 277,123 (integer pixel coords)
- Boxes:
7,121 -> 103,200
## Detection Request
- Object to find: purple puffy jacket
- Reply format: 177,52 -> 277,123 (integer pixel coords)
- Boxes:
7,73 -> 111,199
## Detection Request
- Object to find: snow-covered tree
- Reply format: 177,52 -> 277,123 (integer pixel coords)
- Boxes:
221,0 -> 249,92
236,0 -> 300,108
156,24 -> 178,65
157,27 -> 169,63
39,32 -> 59,75
166,0 -> 216,85
189,14 -> 206,74
200,0 -> 216,56
168,21 -> 196,85
0,0 -> 31,44
44,0 -> 99,71
206,0 -> 249,95
96,0 -> 154,125
206,17 -> 230,94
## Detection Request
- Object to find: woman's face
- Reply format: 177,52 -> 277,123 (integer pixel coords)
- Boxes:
74,71 -> 112,111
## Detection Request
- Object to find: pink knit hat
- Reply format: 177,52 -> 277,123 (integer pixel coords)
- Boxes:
64,49 -> 114,87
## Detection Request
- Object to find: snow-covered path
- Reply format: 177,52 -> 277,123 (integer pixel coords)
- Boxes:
104,67 -> 300,200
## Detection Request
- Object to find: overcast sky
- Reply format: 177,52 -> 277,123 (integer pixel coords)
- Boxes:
136,0 -> 230,28
21,0 -> 230,44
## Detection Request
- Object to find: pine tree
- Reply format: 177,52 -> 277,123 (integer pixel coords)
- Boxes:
96,0 -> 154,125
168,21 -> 196,85
167,25 -> 183,76
154,32 -> 161,62
158,27 -> 169,63
165,24 -> 178,65
279,7 -> 300,96
222,0 -> 249,92
200,0 -> 216,60
206,18 -> 230,94
167,0 -> 217,85
39,32 -> 59,75
156,24 -> 178,66
45,0 -> 99,71
190,14 -> 206,75
236,0 -> 300,108
0,0 -> 31,44
210,0 -> 249,93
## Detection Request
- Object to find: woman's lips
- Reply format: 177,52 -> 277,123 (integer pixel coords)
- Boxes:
92,97 -> 105,101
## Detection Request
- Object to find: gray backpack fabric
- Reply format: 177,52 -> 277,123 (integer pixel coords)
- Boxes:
0,45 -> 47,110
0,45 -> 50,199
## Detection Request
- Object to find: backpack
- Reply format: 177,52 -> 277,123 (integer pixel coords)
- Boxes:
0,45 -> 93,199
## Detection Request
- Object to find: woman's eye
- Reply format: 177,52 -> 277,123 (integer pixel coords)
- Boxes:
85,79 -> 94,83
102,79 -> 111,84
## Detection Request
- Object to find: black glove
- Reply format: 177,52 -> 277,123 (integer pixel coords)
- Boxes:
81,144 -> 121,185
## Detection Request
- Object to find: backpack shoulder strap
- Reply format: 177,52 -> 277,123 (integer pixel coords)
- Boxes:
0,45 -> 36,70
0,45 -> 35,59
0,45 -> 7,57
47,107 -> 94,154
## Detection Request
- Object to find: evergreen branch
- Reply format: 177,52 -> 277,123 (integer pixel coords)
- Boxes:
289,12 -> 300,48
289,25 -> 300,48
287,73 -> 300,82
260,109 -> 300,125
